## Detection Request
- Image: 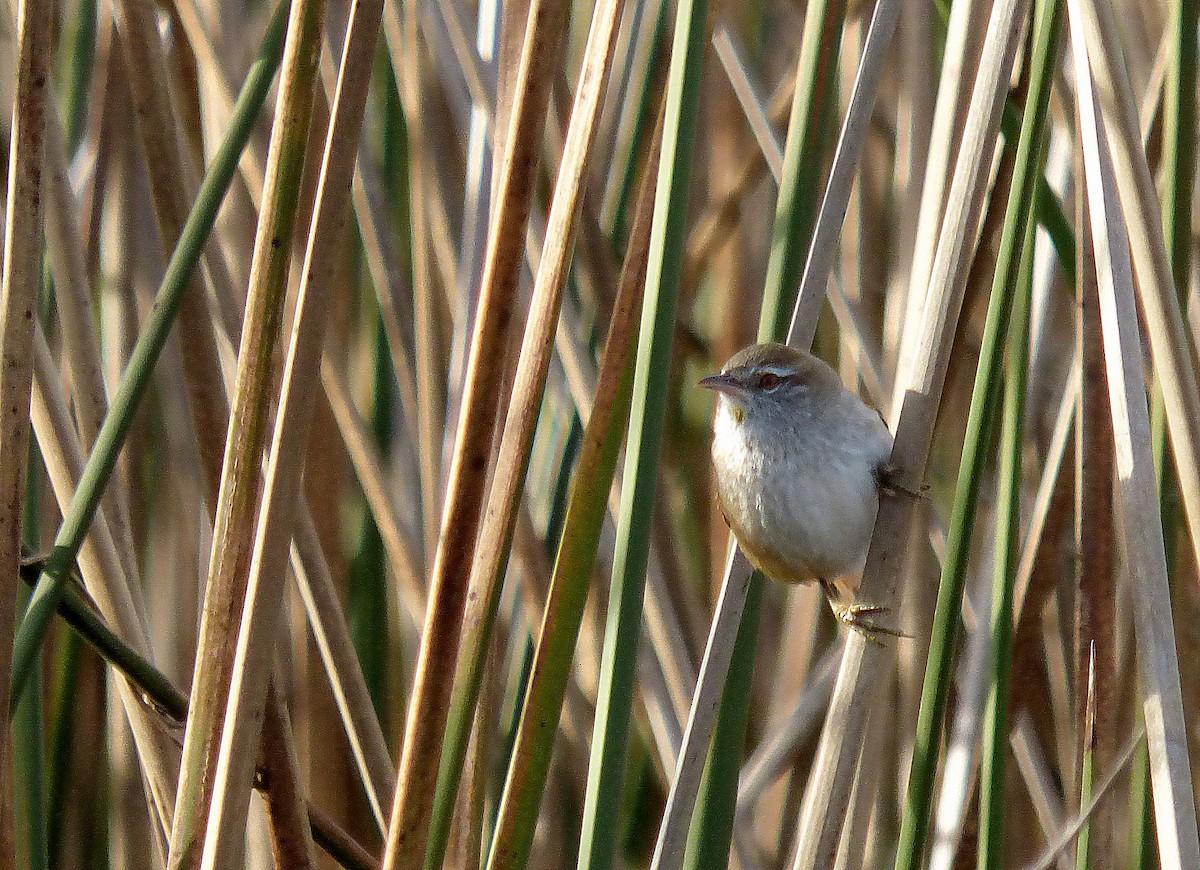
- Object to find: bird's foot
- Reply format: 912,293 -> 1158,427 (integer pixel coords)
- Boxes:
828,599 -> 908,645
877,462 -> 928,501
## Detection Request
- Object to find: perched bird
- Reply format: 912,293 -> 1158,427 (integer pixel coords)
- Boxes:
701,342 -> 902,639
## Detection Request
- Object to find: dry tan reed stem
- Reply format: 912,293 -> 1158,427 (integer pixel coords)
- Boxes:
168,0 -> 328,862
381,1 -> 570,864
1013,358 -> 1079,620
290,511 -> 397,831
174,13 -> 428,637
505,90 -> 705,792
259,683 -> 318,869
30,324 -> 181,847
0,0 -> 52,860
711,19 -> 893,403
1068,2 -> 1200,861
172,1 -> 269,207
713,27 -> 785,180
891,0 -> 983,408
515,219 -> 705,751
319,358 -> 425,625
43,110 -> 142,594
1074,159 -> 1117,865
393,0 -> 446,565
111,0 -> 233,506
789,0 -> 901,353
1010,715 -> 1073,870
182,0 -> 387,863
1076,0 -> 1200,663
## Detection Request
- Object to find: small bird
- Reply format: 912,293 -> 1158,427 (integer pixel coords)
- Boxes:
701,342 -> 902,639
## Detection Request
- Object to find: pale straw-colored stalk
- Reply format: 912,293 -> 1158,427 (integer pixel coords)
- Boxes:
1067,1 -> 1200,861
791,0 -> 1030,863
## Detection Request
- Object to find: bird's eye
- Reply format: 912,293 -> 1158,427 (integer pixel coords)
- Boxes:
757,372 -> 781,391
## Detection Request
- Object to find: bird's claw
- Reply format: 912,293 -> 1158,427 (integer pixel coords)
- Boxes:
829,600 -> 908,645
877,462 -> 928,501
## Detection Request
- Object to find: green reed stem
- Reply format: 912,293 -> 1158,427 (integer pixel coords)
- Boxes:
576,0 -> 708,863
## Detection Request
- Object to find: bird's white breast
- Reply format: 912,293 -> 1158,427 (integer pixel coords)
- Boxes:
711,395 -> 891,583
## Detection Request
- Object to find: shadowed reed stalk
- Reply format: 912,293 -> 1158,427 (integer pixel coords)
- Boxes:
1073,113 -> 1117,870
1142,0 -> 1198,861
1152,0 -> 1199,496
393,0 -> 443,566
38,13 -> 99,857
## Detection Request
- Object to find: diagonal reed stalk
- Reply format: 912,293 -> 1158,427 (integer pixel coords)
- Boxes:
895,1 -> 1061,863
15,559 -> 380,870
1073,0 -> 1200,593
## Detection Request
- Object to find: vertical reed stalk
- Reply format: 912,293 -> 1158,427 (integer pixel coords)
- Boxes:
575,0 -> 708,864
0,1 -> 52,860
381,3 -> 570,865
169,0 -> 327,861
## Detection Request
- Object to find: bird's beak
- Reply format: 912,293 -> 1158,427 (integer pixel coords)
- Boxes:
699,372 -> 748,399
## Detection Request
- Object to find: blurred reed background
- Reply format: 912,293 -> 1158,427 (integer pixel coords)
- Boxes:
0,0 -> 1197,868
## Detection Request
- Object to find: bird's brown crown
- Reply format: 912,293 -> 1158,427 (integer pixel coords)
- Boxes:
720,342 -> 841,393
